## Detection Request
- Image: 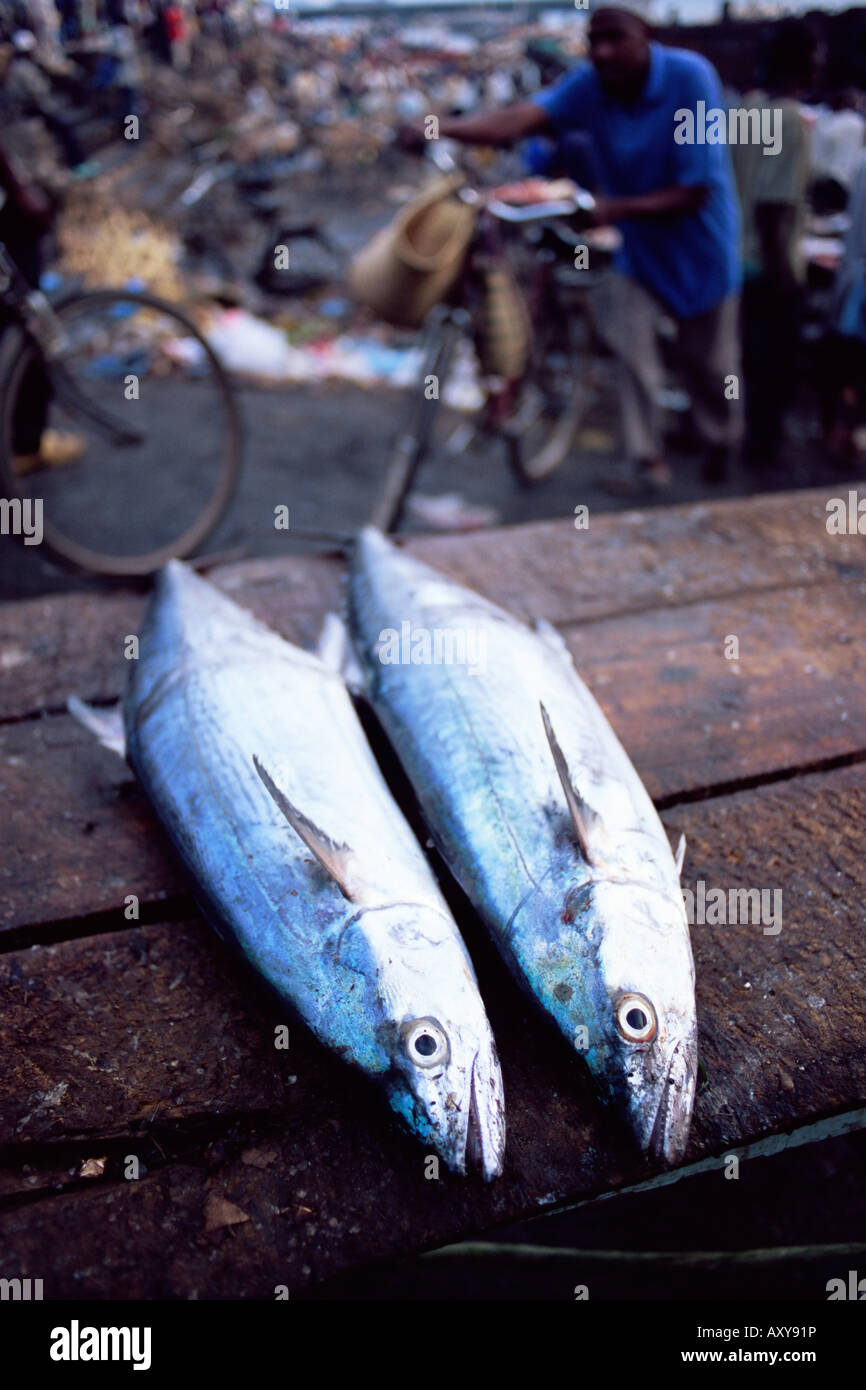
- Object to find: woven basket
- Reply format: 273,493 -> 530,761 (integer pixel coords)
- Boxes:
347,175 -> 478,329
474,265 -> 532,379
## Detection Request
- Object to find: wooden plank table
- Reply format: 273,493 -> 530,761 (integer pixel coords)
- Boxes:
1,483 -> 864,1299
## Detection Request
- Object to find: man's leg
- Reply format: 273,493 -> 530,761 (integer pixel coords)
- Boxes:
677,291 -> 744,479
592,272 -> 668,482
741,276 -> 800,462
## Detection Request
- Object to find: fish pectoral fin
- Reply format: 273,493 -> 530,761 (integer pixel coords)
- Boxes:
539,702 -> 598,866
253,755 -> 357,902
675,833 -> 687,877
67,695 -> 127,759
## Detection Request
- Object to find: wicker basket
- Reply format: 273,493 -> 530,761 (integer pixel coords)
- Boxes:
347,175 -> 478,329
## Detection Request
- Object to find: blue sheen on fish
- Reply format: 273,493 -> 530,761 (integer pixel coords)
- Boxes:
121,561 -> 506,1179
348,529 -> 697,1166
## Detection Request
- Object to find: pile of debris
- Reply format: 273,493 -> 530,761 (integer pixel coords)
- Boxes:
56,192 -> 185,299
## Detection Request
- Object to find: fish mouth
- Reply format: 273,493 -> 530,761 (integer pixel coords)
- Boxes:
645,1037 -> 697,1167
462,1051 -> 506,1182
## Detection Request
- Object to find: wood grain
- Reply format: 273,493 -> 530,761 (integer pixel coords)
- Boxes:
0,765 -> 863,1296
1,485 -> 863,722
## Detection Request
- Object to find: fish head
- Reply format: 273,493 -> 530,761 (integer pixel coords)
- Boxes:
361,905 -> 506,1181
565,878 -> 697,1166
350,527 -> 491,651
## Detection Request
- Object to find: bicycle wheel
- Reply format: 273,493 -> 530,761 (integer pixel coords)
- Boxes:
500,249 -> 591,486
0,289 -> 241,576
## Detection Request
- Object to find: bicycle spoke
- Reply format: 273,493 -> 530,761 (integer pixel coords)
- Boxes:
47,363 -> 145,447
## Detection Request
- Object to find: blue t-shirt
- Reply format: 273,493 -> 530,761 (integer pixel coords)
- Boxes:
532,44 -> 741,318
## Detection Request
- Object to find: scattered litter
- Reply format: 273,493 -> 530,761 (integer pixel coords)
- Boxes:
204,1193 -> 250,1232
162,336 -> 208,372
205,308 -> 296,378
406,492 -> 500,531
318,298 -> 351,318
575,427 -> 616,452
57,200 -> 185,300
240,1147 -> 278,1168
203,309 -> 484,407
78,1156 -> 107,1179
83,349 -> 152,380
657,388 -> 691,412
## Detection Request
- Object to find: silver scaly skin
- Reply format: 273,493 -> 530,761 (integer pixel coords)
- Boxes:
348,529 -> 697,1165
123,561 -> 505,1179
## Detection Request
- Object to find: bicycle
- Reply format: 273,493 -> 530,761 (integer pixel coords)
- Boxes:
370,144 -> 610,533
0,240 -> 241,577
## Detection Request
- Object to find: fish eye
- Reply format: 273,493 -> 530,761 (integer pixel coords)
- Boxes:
615,993 -> 657,1044
401,1018 -> 449,1069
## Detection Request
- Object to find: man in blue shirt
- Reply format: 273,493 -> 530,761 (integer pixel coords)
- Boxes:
413,2 -> 744,489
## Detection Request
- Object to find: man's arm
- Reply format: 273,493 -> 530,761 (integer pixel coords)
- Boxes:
405,102 -> 552,150
587,185 -> 708,225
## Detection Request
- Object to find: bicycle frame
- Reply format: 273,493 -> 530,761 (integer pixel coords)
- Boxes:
370,151 -> 602,531
0,240 -> 143,448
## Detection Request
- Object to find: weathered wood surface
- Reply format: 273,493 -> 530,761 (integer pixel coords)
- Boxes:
0,484 -> 864,1297
0,484 -> 862,722
0,764 -> 863,1295
2,578 -> 863,934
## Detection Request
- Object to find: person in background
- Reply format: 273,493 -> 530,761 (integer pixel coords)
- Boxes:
811,87 -> 865,214
56,0 -> 82,45
0,28 -> 91,172
402,0 -> 742,491
731,19 -> 817,467
161,1 -> 189,73
104,7 -> 142,120
18,0 -> 65,70
816,148 -> 866,459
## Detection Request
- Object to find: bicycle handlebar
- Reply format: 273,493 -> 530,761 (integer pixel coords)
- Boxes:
421,141 -> 595,225
484,196 -> 585,223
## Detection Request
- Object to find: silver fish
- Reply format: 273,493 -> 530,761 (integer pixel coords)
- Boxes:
77,561 -> 506,1179
348,529 -> 697,1165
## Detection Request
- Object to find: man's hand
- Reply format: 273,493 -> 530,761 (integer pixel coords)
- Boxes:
395,121 -> 428,155
573,194 -> 611,228
578,186 -> 708,227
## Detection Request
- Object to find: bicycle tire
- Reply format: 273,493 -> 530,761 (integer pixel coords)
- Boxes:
504,291 -> 588,487
487,230 -> 594,487
0,288 -> 242,577
505,378 -> 587,487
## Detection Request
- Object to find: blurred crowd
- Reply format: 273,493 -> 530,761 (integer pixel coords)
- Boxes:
2,0 -> 866,489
